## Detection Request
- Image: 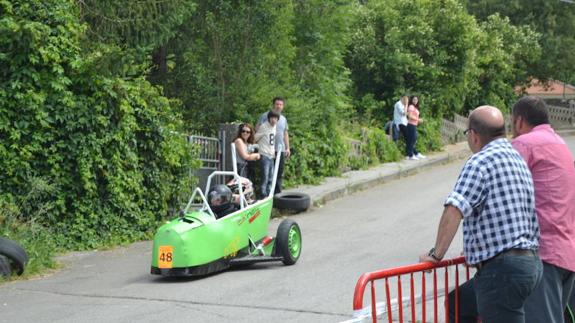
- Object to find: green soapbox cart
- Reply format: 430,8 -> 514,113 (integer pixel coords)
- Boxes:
151,147 -> 302,277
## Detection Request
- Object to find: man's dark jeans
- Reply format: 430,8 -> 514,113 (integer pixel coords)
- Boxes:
392,123 -> 408,143
448,279 -> 478,323
448,251 -> 542,323
260,155 -> 274,197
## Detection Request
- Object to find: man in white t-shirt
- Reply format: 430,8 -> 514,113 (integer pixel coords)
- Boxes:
255,110 -> 279,197
392,95 -> 409,142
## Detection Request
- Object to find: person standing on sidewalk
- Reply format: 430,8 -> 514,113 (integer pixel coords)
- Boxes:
419,105 -> 542,323
406,95 -> 426,160
257,97 -> 290,194
255,111 -> 280,198
392,95 -> 409,143
512,96 -> 575,323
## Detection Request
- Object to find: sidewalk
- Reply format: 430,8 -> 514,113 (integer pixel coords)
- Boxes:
287,128 -> 575,209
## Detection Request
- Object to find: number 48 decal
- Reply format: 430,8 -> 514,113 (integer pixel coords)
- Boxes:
158,246 -> 173,268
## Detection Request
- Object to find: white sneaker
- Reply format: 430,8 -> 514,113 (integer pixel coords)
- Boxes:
406,156 -> 419,160
416,153 -> 426,159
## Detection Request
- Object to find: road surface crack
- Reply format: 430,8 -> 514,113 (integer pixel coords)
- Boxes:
8,287 -> 349,318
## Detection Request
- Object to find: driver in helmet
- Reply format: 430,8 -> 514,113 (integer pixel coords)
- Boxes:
207,184 -> 238,219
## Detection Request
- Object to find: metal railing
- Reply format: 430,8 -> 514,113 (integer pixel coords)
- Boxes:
548,105 -> 575,128
352,256 -> 475,323
189,134 -> 222,188
189,135 -> 220,170
441,119 -> 463,145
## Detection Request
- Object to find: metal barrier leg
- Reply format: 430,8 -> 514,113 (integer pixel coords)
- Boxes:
385,278 -> 392,323
411,273 -> 416,323
422,273 -> 427,323
371,281 -> 377,323
398,276 -> 403,323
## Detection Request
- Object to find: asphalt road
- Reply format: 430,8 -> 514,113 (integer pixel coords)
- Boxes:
1,136 -> 574,323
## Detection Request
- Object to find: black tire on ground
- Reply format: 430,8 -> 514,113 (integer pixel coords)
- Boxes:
274,219 -> 302,266
273,192 -> 311,212
0,237 -> 29,276
0,255 -> 11,278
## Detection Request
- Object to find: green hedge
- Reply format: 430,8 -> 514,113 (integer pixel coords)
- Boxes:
0,0 -> 198,256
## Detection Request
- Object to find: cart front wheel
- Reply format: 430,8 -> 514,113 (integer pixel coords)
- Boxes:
275,219 -> 302,265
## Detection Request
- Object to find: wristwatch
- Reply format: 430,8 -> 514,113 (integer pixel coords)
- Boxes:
428,247 -> 442,261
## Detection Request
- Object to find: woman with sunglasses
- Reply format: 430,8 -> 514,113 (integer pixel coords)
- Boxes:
234,123 -> 260,179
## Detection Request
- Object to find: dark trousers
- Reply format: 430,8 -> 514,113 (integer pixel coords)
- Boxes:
237,162 -> 257,183
448,251 -> 542,323
393,123 -> 408,142
260,155 -> 274,197
524,262 -> 575,323
406,124 -> 419,157
274,152 -> 286,194
448,279 -> 479,323
569,290 -> 575,322
449,260 -> 574,323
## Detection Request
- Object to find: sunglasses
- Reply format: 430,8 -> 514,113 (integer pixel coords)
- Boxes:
241,130 -> 251,134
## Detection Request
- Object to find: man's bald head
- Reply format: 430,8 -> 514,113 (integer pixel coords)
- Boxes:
468,105 -> 506,144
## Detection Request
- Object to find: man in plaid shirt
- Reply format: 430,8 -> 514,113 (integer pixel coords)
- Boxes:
420,106 -> 542,322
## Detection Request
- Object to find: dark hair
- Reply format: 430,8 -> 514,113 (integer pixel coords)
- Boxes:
267,110 -> 280,121
235,123 -> 255,144
409,96 -> 419,108
512,96 -> 549,127
468,112 -> 506,142
272,96 -> 284,105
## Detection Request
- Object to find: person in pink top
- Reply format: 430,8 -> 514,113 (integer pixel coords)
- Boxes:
405,96 -> 426,160
511,96 -> 575,323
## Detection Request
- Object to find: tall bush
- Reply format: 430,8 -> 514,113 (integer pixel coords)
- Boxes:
0,0 -> 197,249
347,0 -> 480,118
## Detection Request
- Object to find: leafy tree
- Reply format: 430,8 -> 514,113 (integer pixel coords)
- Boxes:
465,14 -> 541,111
347,0 -> 480,118
467,0 -> 575,83
77,0 -> 195,49
150,0 -> 356,185
347,0 -> 541,122
0,0 -> 197,248
154,0 -> 295,135
283,0 -> 355,184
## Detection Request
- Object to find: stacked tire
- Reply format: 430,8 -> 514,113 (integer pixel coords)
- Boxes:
0,237 -> 28,278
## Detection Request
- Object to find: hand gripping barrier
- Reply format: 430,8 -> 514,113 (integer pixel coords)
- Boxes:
352,256 -> 477,323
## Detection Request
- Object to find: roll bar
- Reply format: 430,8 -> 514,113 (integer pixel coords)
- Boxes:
182,142 -> 282,218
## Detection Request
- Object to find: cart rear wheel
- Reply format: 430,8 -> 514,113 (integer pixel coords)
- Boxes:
275,219 -> 301,265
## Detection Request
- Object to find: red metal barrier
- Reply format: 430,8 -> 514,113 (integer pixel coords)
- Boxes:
352,256 -> 475,323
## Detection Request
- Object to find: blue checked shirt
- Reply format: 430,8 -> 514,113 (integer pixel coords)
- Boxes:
445,138 -> 539,265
